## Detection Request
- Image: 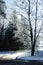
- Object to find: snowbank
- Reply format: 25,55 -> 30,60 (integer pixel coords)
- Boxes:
0,50 -> 43,62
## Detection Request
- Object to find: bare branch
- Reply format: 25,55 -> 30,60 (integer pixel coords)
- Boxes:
36,22 -> 43,40
28,0 -> 33,45
34,0 -> 38,44
14,0 -> 28,11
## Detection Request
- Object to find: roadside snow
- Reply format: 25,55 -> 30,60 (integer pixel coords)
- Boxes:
0,50 -> 30,60
17,50 -> 43,61
0,50 -> 43,61
17,56 -> 43,61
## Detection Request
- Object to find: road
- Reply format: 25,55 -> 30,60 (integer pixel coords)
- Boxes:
0,60 -> 43,65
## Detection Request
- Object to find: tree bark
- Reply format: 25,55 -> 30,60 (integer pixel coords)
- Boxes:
31,45 -> 35,56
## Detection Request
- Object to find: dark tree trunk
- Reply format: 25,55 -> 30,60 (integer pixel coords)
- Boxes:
31,45 -> 35,56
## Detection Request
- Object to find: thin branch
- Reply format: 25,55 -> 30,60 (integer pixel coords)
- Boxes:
14,0 -> 28,11
36,21 -> 43,41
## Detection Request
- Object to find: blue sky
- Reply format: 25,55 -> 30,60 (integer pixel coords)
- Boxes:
4,0 -> 12,6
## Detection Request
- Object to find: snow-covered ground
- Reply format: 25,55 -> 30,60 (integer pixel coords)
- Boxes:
0,50 -> 43,62
0,50 -> 30,60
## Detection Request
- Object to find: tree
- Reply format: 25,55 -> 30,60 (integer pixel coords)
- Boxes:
13,0 -> 43,56
0,2 -> 24,51
0,0 -> 6,50
0,21 -> 5,50
3,22 -> 17,50
11,2 -> 31,50
0,0 -> 6,18
28,0 -> 43,56
0,0 -> 6,41
2,22 -> 24,51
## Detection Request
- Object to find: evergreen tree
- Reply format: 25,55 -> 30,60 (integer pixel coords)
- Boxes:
3,22 -> 23,51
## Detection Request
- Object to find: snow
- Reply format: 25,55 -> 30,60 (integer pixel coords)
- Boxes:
0,50 -> 30,60
17,50 -> 43,62
17,56 -> 43,61
0,50 -> 43,62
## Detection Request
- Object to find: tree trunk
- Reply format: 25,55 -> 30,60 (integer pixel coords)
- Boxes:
31,45 -> 35,56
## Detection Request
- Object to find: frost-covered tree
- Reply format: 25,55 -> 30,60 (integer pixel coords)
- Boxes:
3,22 -> 24,51
10,9 -> 31,50
12,0 -> 43,56
28,0 -> 43,56
0,0 -> 6,18
0,0 -> 7,50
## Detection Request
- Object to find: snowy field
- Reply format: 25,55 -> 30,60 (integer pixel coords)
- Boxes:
0,50 -> 43,62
